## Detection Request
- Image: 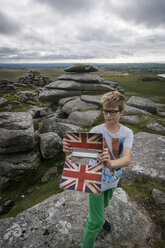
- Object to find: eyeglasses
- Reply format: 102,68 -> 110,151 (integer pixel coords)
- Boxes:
102,109 -> 121,116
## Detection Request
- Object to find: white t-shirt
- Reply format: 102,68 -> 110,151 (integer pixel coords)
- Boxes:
89,124 -> 134,191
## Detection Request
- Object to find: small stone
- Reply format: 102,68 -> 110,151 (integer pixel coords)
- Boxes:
4,199 -> 14,207
120,115 -> 140,124
147,123 -> 165,133
42,167 -> 58,182
152,189 -> 165,205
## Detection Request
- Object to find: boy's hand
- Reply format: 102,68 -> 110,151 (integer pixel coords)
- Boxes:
62,138 -> 71,154
97,148 -> 112,166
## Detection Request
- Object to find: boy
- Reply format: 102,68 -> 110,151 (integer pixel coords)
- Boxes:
62,91 -> 134,248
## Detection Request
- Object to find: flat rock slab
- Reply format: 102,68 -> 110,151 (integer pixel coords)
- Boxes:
127,96 -> 157,114
68,110 -> 101,126
58,96 -> 80,106
147,123 -> 165,133
39,89 -> 81,103
0,112 -> 34,153
64,64 -> 98,73
80,95 -> 103,104
58,72 -> 103,83
125,104 -> 151,115
0,188 -> 152,248
120,115 -> 140,124
45,80 -> 113,92
123,132 -> 165,181
62,98 -> 99,114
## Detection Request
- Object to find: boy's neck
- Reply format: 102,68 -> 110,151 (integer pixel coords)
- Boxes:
104,122 -> 121,134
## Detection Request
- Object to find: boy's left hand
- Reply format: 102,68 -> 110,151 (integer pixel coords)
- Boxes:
97,148 -> 111,164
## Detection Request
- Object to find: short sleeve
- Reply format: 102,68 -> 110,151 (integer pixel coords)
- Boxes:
123,129 -> 134,149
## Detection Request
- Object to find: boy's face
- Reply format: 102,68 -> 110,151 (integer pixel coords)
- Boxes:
102,105 -> 125,125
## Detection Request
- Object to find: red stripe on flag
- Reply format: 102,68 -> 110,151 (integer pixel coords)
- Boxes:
65,159 -> 76,170
89,182 -> 100,194
68,142 -> 102,150
61,179 -> 76,189
62,165 -> 102,192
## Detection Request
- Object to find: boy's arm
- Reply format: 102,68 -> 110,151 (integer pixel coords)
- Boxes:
99,147 -> 132,169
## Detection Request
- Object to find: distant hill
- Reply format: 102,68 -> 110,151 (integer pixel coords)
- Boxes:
0,62 -> 165,74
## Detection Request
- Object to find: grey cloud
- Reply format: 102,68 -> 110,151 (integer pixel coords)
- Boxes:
0,11 -> 20,35
106,0 -> 165,27
38,53 -> 95,61
0,47 -> 40,61
0,47 -> 20,59
35,0 -> 94,14
77,25 -> 123,43
1,52 -> 94,62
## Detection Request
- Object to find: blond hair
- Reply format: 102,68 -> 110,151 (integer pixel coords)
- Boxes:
100,91 -> 125,110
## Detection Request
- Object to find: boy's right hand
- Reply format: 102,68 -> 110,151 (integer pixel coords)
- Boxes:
62,138 -> 71,154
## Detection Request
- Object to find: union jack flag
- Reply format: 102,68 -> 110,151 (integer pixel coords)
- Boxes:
60,132 -> 103,194
60,152 -> 103,194
66,132 -> 103,151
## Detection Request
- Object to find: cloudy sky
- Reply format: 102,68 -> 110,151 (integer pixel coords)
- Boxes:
0,0 -> 165,63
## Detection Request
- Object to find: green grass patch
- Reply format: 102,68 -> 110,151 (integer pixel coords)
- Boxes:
0,67 -> 65,82
5,174 -> 63,218
121,113 -> 165,135
101,71 -> 165,104
123,176 -> 165,200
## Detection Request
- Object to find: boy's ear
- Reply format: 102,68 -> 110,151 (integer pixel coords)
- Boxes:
120,109 -> 125,116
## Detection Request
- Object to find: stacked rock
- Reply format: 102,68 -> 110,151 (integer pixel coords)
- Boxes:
17,70 -> 52,88
0,112 -> 39,186
0,79 -> 16,90
39,64 -> 123,103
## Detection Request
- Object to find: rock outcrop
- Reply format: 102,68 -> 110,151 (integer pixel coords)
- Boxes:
0,112 -> 34,153
127,96 -> 157,114
0,112 -> 38,186
17,91 -> 39,104
0,189 -> 153,248
0,151 -> 39,186
17,71 -> 52,88
39,132 -> 62,159
68,110 -> 101,126
61,97 -> 99,114
121,132 -> 165,183
0,79 -> 16,90
40,117 -> 82,139
39,64 -> 123,103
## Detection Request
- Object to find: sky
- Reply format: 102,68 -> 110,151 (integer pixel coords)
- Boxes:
0,0 -> 165,64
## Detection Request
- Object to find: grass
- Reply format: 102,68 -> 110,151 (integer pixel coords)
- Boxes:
4,174 -> 63,218
123,176 -> 165,199
121,113 -> 165,135
0,67 -> 65,81
100,71 -> 165,104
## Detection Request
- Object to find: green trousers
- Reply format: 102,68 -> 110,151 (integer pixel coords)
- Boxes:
81,188 -> 115,248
